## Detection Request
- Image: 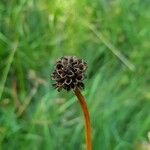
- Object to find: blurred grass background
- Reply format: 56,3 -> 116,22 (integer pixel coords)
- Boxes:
0,0 -> 150,149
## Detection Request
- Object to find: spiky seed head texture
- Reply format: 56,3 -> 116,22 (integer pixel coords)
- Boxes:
51,56 -> 87,91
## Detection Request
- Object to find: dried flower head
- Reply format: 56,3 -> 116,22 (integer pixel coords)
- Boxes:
51,56 -> 87,91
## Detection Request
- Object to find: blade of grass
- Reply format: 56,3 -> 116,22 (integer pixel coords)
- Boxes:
85,23 -> 135,71
0,41 -> 18,100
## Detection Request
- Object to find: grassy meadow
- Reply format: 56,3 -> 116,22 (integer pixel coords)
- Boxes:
0,0 -> 150,149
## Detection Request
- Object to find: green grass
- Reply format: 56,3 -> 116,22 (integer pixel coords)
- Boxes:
0,0 -> 150,150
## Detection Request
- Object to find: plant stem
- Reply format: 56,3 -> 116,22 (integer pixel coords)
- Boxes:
74,88 -> 92,150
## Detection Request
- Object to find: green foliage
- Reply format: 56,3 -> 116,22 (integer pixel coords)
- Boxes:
0,0 -> 150,149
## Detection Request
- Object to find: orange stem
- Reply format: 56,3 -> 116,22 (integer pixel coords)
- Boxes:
74,88 -> 92,150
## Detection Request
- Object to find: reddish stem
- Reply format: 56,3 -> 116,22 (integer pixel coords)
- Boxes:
74,88 -> 92,150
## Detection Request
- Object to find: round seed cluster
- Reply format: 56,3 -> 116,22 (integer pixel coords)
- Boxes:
51,56 -> 87,91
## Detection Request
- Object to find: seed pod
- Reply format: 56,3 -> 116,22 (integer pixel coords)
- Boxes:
51,56 -> 87,91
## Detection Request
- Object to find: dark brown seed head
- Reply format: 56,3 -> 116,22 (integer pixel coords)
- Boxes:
51,56 -> 87,92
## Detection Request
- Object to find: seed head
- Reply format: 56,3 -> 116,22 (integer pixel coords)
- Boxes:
51,56 -> 87,91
